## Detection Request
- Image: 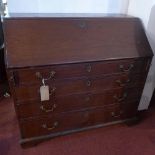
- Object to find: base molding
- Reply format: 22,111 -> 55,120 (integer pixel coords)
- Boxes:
20,117 -> 138,148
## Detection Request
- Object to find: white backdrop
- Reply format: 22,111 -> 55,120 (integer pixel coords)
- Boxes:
128,0 -> 155,110
7,0 -> 129,14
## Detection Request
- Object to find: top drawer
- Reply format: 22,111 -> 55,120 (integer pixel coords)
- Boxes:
9,59 -> 150,86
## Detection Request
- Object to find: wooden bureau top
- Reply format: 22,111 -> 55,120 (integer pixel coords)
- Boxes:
3,14 -> 153,68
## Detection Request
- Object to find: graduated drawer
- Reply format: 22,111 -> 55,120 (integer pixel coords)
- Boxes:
20,103 -> 138,139
14,73 -> 146,102
9,58 -> 150,86
16,87 -> 143,118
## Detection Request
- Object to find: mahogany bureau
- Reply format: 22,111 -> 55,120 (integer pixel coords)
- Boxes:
3,13 -> 153,146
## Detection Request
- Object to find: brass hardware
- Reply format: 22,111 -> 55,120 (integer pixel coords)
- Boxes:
9,76 -> 14,81
113,93 -> 127,102
40,104 -> 57,113
86,64 -> 92,73
86,80 -> 91,87
36,72 -> 41,78
10,71 -> 19,86
36,71 -> 56,80
111,112 -> 120,118
3,92 -> 11,98
111,111 -> 115,116
85,96 -> 90,102
115,79 -> 130,87
119,64 -> 134,72
50,87 -> 56,95
42,121 -> 58,131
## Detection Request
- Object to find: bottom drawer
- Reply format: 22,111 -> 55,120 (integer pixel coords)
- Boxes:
20,102 -> 138,138
20,110 -> 91,138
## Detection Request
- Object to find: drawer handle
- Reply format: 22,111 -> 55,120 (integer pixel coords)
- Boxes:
40,104 -> 57,113
119,64 -> 134,72
116,79 -> 130,87
111,112 -> 116,117
50,87 -> 56,95
111,111 -> 123,117
86,80 -> 91,87
36,71 -> 56,80
42,121 -> 58,131
113,93 -> 127,102
111,112 -> 120,118
86,65 -> 92,72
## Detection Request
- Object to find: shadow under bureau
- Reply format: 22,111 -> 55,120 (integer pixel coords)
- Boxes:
3,13 -> 153,147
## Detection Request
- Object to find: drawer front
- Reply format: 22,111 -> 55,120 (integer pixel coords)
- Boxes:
105,103 -> 138,122
10,59 -> 149,85
20,110 -> 92,138
20,103 -> 138,138
14,73 -> 145,102
16,87 -> 142,118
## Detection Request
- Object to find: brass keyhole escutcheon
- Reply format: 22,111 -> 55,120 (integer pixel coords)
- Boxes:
86,80 -> 91,87
86,64 -> 92,73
